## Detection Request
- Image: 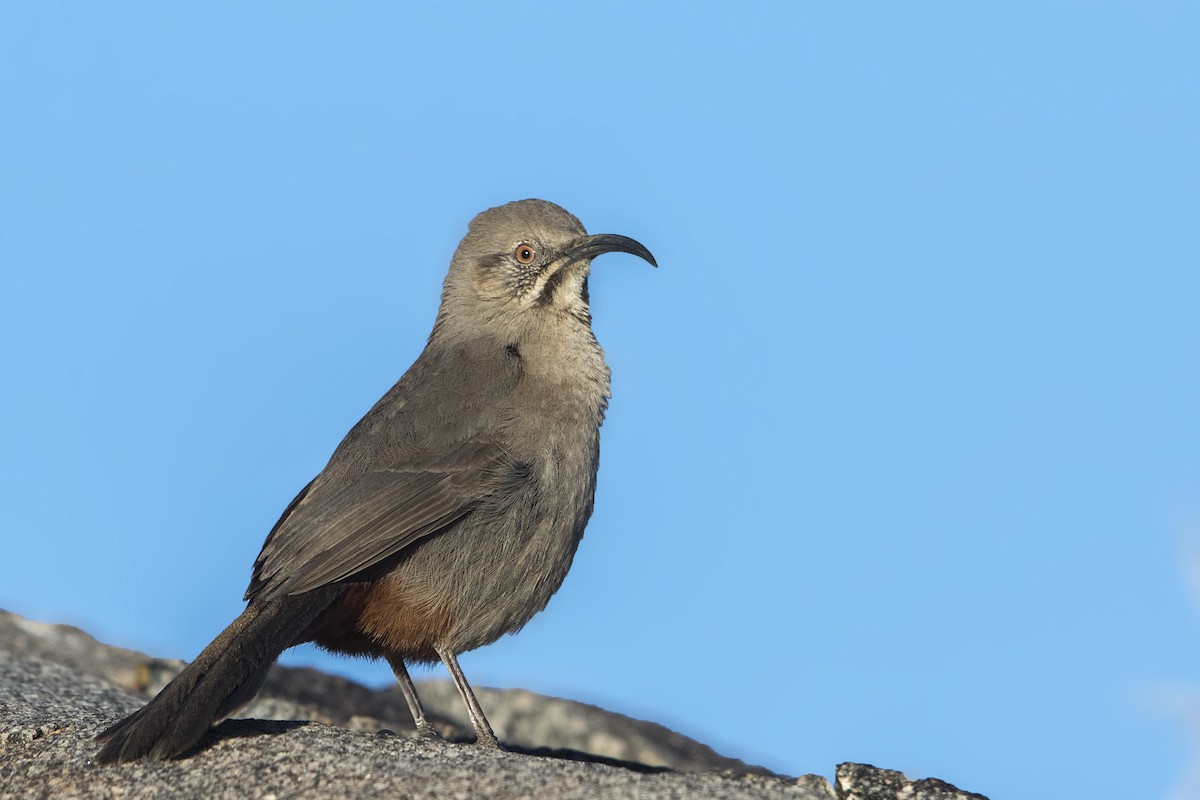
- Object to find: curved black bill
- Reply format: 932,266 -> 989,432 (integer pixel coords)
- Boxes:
561,233 -> 658,268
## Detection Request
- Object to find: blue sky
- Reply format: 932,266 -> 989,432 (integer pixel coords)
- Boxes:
2,3 -> 1197,798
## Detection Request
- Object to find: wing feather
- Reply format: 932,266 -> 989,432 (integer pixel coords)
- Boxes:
246,440 -> 514,601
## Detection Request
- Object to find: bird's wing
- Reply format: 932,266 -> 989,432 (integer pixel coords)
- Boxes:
245,439 -> 515,601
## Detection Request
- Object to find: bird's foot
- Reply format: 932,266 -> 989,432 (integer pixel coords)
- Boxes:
471,728 -> 502,750
414,721 -> 443,741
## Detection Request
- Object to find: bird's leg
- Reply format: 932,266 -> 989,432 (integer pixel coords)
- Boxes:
386,654 -> 441,740
435,645 -> 501,749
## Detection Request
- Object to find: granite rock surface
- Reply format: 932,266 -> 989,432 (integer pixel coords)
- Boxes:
0,610 -> 987,799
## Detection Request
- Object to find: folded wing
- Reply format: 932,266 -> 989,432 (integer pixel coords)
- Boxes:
245,440 -> 514,601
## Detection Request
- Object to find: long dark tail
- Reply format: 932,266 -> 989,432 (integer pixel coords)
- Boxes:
95,586 -> 343,763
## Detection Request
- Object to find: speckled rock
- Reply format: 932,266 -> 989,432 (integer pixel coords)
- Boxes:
0,610 -> 989,800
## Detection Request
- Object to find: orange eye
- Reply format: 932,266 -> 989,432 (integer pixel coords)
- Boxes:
514,244 -> 536,264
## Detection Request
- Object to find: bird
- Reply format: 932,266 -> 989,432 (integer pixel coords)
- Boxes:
95,198 -> 656,763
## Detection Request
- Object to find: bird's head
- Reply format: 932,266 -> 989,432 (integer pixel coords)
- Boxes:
437,199 -> 656,333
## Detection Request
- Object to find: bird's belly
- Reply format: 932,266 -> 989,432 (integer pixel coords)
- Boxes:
408,485 -> 592,653
311,472 -> 595,662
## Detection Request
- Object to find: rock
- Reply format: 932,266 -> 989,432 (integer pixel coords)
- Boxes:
835,762 -> 989,800
0,610 -> 988,799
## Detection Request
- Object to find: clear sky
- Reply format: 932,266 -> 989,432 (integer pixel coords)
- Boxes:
2,4 -> 1197,799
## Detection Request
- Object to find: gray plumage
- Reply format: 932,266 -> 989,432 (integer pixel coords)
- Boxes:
96,198 -> 656,763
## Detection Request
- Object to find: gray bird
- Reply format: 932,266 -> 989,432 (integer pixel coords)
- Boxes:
96,198 -> 656,762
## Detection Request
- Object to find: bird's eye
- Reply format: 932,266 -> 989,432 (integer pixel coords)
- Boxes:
514,244 -> 536,265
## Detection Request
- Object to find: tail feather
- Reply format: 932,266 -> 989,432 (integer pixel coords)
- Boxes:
96,586 -> 342,763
